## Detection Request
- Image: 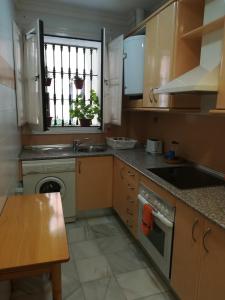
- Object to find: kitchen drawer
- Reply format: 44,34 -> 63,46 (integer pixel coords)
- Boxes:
125,212 -> 138,237
124,165 -> 139,185
127,181 -> 137,194
126,194 -> 137,207
126,205 -> 135,217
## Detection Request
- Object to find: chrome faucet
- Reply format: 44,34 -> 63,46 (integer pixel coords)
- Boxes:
73,137 -> 90,151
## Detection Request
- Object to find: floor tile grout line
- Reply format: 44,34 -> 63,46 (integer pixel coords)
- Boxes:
65,218 -> 173,299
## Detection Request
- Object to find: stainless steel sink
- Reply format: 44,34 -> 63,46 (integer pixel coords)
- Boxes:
77,145 -> 107,153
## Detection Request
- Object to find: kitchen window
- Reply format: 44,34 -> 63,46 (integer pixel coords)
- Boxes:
44,35 -> 102,129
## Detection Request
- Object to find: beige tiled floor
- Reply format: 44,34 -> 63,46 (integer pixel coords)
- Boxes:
10,215 -> 177,300
64,215 -> 177,300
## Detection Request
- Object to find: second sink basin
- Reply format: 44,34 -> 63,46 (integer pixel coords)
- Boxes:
77,145 -> 107,153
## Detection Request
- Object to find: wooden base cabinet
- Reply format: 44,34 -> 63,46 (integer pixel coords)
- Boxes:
76,156 -> 113,211
171,200 -> 203,300
197,220 -> 225,300
113,158 -> 139,237
171,200 -> 225,300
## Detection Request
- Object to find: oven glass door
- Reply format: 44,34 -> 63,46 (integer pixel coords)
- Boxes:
138,196 -> 174,278
147,221 -> 165,256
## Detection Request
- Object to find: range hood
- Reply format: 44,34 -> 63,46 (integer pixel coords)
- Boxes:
155,0 -> 224,95
154,65 -> 219,94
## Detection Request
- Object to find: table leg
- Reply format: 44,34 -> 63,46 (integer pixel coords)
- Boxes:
51,264 -> 62,300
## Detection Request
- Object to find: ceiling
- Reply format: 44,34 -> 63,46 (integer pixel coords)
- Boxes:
15,0 -> 168,15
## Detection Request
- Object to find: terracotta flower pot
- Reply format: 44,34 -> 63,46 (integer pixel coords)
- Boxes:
79,118 -> 91,127
45,78 -> 52,86
74,78 -> 84,89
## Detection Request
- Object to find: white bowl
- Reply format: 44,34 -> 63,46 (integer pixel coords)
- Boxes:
106,137 -> 137,149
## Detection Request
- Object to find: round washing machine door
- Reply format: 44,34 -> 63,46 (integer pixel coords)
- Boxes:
35,176 -> 66,197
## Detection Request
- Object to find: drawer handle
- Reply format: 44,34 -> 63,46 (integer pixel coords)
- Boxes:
203,228 -> 211,253
127,197 -> 134,204
128,171 -> 135,177
126,220 -> 133,228
126,208 -> 133,215
192,219 -> 199,242
128,184 -> 135,190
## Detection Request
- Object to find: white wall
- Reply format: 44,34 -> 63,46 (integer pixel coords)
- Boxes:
15,0 -> 131,41
0,0 -> 21,206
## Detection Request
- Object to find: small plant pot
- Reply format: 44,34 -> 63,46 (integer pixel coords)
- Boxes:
46,116 -> 53,127
74,78 -> 84,89
45,78 -> 52,86
79,118 -> 92,127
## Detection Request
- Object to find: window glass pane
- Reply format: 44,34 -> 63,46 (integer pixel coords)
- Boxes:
54,72 -> 61,100
77,47 -> 84,77
44,36 -> 101,128
70,46 -> 77,75
63,100 -> 70,126
92,49 -> 98,75
55,99 -> 62,126
54,45 -> 61,73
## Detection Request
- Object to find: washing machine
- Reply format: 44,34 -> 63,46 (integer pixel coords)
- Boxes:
22,158 -> 76,222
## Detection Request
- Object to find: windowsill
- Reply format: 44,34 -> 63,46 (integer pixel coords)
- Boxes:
31,127 -> 103,135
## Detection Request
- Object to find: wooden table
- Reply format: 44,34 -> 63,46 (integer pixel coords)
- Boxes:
0,193 -> 69,300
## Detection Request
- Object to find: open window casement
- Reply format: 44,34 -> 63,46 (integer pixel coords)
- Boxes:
24,19 -> 47,131
13,22 -> 26,127
106,34 -> 123,126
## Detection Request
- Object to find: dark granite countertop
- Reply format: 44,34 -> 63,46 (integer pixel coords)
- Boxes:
20,147 -> 225,230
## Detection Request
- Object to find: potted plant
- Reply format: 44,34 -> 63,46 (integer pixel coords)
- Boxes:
74,75 -> 84,89
45,77 -> 52,87
44,70 -> 52,87
70,90 -> 100,127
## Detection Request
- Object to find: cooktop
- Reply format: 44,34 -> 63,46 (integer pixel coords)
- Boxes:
148,166 -> 225,189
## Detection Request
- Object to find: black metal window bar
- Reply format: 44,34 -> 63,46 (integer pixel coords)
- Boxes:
44,40 -> 101,127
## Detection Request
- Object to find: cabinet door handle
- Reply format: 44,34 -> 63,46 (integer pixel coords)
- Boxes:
202,228 -> 211,253
148,88 -> 153,103
192,219 -> 199,242
152,87 -> 158,103
78,161 -> 81,174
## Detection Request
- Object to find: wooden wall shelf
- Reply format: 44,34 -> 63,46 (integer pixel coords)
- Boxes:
124,107 -> 201,113
209,109 -> 225,115
182,16 -> 225,40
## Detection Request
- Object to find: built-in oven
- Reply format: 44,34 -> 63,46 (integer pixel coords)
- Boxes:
137,184 -> 175,279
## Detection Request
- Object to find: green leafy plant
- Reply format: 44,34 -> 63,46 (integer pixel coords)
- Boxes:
70,89 -> 101,125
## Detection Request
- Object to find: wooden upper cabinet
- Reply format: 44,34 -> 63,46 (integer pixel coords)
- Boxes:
143,3 -> 176,109
143,16 -> 157,108
215,26 -> 225,110
197,219 -> 225,300
76,156 -> 113,211
171,200 -> 203,300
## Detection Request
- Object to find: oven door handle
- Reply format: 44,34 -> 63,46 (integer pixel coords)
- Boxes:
152,210 -> 173,228
138,194 -> 173,228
